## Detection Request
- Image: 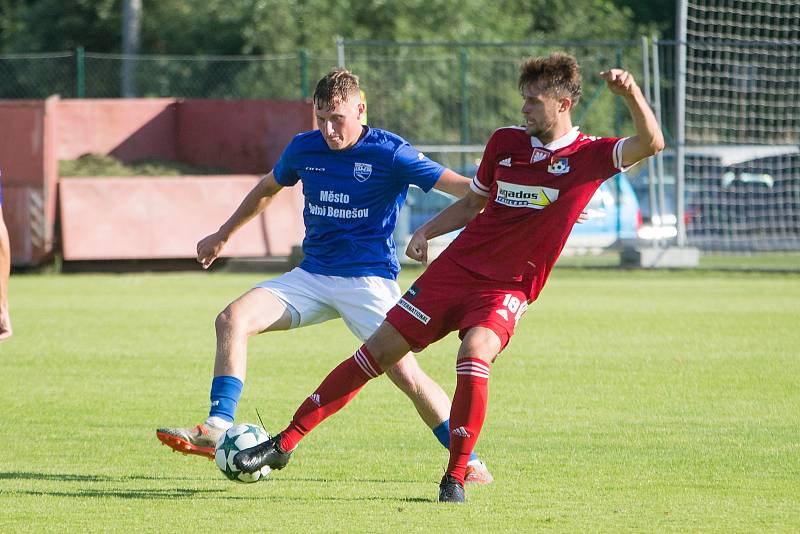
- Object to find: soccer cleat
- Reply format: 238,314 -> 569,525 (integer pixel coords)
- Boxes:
155,424 -> 223,459
438,474 -> 466,503
464,460 -> 494,485
233,432 -> 292,473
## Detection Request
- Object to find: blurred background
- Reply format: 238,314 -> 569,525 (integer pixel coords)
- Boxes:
1,0 -> 798,271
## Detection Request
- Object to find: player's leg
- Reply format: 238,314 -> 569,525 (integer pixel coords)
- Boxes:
156,287 -> 293,457
234,321 -> 412,473
384,353 -> 491,482
384,354 -> 450,427
332,274 -> 492,482
333,277 -> 450,428
449,328 -> 500,473
157,268 -> 339,458
438,327 -> 501,503
234,260 -> 464,475
440,287 -> 527,502
212,287 -> 293,379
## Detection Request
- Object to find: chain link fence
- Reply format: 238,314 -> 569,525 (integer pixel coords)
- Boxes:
339,40 -> 643,145
3,39 -> 798,264
1,41 -> 643,142
0,49 -> 339,100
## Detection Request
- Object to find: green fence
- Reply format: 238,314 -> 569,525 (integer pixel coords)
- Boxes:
0,49 -> 338,101
0,41 -> 643,145
340,40 -> 643,145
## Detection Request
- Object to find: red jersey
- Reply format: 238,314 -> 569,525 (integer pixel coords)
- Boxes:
440,126 -> 627,301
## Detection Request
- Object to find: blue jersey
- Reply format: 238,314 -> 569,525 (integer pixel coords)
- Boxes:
273,127 -> 445,279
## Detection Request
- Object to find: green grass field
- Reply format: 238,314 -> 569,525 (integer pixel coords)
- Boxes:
2,268 -> 799,532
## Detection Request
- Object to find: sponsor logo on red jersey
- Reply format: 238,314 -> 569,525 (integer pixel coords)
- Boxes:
494,181 -> 559,209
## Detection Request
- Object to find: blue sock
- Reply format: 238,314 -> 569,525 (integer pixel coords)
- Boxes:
209,375 -> 243,423
432,419 -> 479,462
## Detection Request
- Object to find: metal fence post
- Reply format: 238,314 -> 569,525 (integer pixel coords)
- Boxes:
74,47 -> 85,98
641,36 -> 659,245
652,37 -> 668,247
675,0 -> 688,247
459,48 -> 469,170
336,36 -> 345,68
300,49 -> 309,99
614,46 -> 623,136
614,46 -> 624,238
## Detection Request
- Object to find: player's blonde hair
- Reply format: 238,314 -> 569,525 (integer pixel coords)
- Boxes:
518,53 -> 582,106
313,68 -> 360,109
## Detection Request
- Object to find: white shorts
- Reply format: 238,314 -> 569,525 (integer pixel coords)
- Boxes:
254,267 -> 401,341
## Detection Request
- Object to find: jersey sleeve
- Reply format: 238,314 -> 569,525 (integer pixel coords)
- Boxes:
585,136 -> 631,183
472,131 -> 500,197
272,136 -> 301,187
391,143 -> 445,192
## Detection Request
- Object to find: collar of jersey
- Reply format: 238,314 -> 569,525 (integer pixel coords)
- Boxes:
530,126 -> 579,151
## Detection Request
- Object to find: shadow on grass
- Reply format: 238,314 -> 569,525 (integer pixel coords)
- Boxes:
20,488 -> 226,500
269,476 -> 428,484
18,489 -> 435,503
0,471 -> 204,483
3,472 -> 440,503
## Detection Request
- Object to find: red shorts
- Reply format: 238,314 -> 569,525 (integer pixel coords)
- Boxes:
385,255 -> 529,352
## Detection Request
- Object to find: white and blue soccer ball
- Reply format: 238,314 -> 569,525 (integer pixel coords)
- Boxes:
214,423 -> 272,483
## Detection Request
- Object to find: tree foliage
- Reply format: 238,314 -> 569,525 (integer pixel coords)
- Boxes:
0,0 -> 667,55
0,0 -> 667,142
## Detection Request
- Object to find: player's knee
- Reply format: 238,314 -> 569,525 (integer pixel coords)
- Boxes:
215,306 -> 244,336
458,327 -> 502,362
363,323 -> 411,372
215,307 -> 231,332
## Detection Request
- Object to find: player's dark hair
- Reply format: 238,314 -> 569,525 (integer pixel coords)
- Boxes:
313,68 -> 360,109
518,53 -> 582,106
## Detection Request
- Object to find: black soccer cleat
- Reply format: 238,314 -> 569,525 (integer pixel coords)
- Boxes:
233,433 -> 293,473
438,474 -> 466,503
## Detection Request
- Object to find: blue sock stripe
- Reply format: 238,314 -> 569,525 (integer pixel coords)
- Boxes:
432,419 -> 479,462
209,375 -> 244,423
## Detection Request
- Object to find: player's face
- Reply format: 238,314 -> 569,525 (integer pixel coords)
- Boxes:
520,83 -> 569,141
315,96 -> 365,150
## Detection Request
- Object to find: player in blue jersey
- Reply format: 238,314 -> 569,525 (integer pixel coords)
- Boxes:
0,173 -> 11,342
156,69 -> 493,484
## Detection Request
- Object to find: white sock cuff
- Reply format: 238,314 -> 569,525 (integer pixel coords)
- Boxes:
206,416 -> 233,430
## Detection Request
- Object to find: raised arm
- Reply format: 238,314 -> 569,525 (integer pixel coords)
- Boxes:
600,69 -> 665,167
197,171 -> 284,269
431,168 -> 471,198
405,189 -> 487,263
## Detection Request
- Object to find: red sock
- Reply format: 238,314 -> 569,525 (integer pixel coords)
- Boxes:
447,358 -> 490,485
280,345 -> 383,451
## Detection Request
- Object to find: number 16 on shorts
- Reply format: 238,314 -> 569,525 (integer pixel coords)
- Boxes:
496,293 -> 528,325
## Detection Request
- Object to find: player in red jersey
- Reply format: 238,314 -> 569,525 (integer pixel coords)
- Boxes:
233,52 -> 665,502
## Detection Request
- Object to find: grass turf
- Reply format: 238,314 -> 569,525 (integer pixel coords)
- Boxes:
1,268 -> 798,532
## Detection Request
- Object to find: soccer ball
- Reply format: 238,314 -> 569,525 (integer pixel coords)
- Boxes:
214,423 -> 272,483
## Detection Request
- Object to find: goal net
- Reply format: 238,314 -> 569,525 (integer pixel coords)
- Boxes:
680,0 -> 800,251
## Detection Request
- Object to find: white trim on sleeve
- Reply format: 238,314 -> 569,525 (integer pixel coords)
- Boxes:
470,176 -> 490,197
612,137 -> 633,171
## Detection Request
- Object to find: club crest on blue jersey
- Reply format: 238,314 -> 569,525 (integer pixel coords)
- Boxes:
547,157 -> 570,175
354,162 -> 373,182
